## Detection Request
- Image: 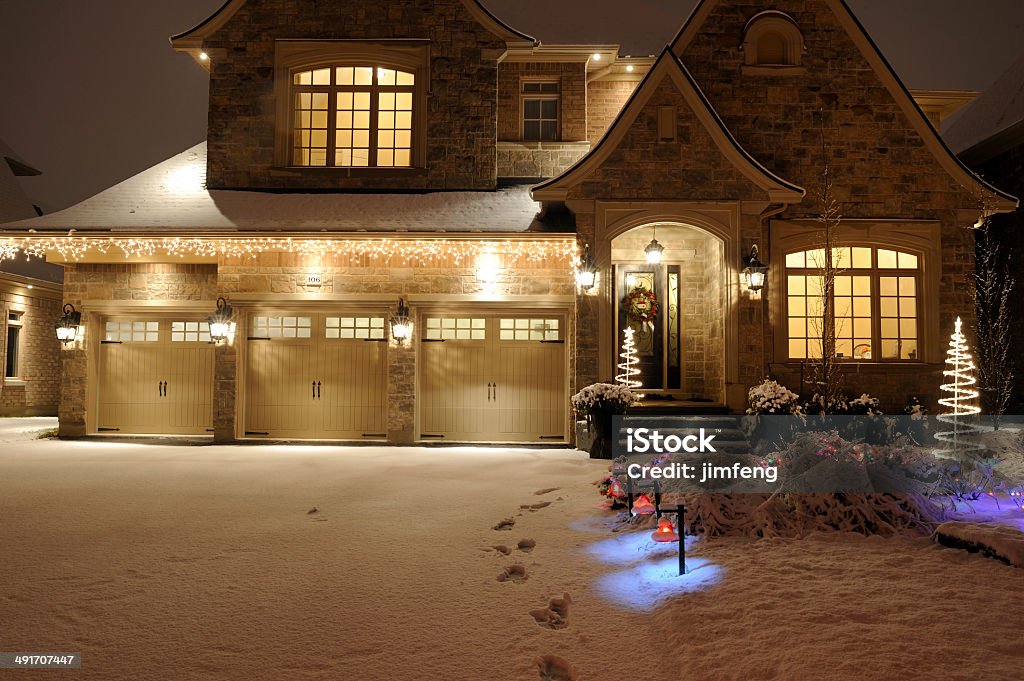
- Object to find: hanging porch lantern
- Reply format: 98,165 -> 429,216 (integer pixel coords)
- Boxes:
208,297 -> 234,344
576,243 -> 597,291
390,298 -> 412,345
55,303 -> 82,345
742,245 -> 769,293
644,237 -> 665,265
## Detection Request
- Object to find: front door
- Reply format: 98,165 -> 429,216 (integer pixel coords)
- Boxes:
615,265 -> 683,392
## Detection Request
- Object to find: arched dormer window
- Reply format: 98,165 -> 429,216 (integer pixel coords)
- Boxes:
273,41 -> 428,170
742,11 -> 804,71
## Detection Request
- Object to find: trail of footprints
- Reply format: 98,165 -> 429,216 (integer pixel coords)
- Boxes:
488,487 -> 579,680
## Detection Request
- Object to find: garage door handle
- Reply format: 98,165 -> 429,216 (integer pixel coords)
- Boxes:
317,381 -> 321,399
493,383 -> 498,401
487,382 -> 492,401
312,381 -> 316,399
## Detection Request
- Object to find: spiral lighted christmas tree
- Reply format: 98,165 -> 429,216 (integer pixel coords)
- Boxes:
935,317 -> 984,460
616,327 -> 642,390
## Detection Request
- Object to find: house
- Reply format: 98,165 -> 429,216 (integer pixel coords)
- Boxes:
0,139 -> 62,416
945,51 -> 1024,413
0,0 -> 1016,443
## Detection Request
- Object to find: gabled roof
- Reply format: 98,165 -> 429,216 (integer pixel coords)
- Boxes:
171,0 -> 536,54
944,52 -> 1024,165
1,143 -> 557,234
0,139 -> 41,177
532,48 -> 805,203
671,0 -> 1017,212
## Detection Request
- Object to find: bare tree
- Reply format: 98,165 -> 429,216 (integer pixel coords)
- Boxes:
973,218 -> 1015,428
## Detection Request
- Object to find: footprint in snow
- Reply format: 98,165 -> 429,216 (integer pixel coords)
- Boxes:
485,545 -> 512,555
517,538 -> 536,553
496,565 -> 529,583
493,518 -> 515,531
520,501 -> 553,512
529,592 -> 572,630
535,655 -> 577,681
534,487 -> 560,496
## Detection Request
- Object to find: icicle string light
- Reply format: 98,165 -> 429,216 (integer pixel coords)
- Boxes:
0,236 -> 579,268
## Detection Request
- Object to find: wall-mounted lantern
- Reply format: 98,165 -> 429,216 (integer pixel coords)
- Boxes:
576,243 -> 597,291
208,297 -> 234,344
390,298 -> 412,345
55,303 -> 82,345
743,245 -> 769,293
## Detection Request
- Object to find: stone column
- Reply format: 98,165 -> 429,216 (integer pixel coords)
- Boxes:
213,340 -> 237,443
387,313 -> 416,444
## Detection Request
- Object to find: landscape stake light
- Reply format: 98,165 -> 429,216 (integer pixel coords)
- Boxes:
390,298 -> 412,345
55,303 -> 82,345
651,516 -> 679,543
743,245 -> 769,293
208,297 -> 234,344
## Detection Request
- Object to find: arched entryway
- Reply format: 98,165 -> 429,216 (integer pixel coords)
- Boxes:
609,223 -> 726,404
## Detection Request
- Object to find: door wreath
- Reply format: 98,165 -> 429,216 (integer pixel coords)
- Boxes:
626,286 -> 659,324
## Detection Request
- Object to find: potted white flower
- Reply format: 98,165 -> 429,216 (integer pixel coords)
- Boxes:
571,382 -> 637,458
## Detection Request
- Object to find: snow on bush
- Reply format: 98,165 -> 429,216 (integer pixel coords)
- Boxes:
571,382 -> 637,417
746,378 -> 800,415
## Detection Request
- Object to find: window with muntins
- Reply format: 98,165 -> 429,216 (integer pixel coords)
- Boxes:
5,311 -> 23,378
522,81 -> 560,141
785,247 -> 921,361
291,66 -> 415,168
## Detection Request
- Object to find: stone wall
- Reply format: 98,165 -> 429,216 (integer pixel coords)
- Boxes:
587,79 -> 638,143
202,0 -> 507,190
496,141 -> 590,179
0,282 -> 61,416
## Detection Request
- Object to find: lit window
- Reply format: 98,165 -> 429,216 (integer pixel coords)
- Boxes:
252,316 -> 312,339
171,321 -> 212,343
424,318 -> 486,341
522,81 -> 560,141
105,321 -> 159,343
499,318 -> 560,341
326,317 -> 386,340
5,311 -> 23,378
785,247 -> 921,361
291,65 -> 415,168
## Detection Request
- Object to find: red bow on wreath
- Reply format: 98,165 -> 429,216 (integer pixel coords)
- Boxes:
626,287 -> 658,324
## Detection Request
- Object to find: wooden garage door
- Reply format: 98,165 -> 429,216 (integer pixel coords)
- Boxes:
419,314 -> 567,443
244,314 -> 387,440
97,319 -> 214,435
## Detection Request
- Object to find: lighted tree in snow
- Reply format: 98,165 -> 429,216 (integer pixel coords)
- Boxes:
616,327 -> 642,390
936,317 -> 984,460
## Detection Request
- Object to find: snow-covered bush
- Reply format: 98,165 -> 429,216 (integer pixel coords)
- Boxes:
905,396 -> 927,419
571,382 -> 637,417
847,393 -> 882,416
746,378 -> 801,415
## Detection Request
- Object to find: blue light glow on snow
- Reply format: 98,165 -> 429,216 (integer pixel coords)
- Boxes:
592,556 -> 724,612
946,494 -> 1024,532
584,530 -> 724,612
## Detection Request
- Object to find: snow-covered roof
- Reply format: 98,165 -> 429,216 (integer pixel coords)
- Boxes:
1,143 -> 555,234
944,52 -> 1024,163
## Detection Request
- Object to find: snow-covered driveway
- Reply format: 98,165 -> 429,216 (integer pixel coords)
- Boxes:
1,421 -> 1022,680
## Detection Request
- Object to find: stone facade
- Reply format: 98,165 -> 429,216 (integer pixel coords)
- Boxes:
497,61 -> 587,142
0,279 -> 61,416
202,0 -> 507,190
587,80 -> 638,143
495,141 -> 590,179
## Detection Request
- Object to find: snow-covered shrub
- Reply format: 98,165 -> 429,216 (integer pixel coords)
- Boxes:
905,396 -> 928,419
847,393 -> 882,416
746,378 -> 801,415
571,382 -> 637,417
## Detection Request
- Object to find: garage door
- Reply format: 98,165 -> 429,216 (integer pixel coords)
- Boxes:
97,318 -> 215,435
419,314 -> 567,443
244,313 -> 387,440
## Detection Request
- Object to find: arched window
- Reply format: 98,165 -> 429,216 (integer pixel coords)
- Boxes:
742,11 -> 804,68
785,246 -> 921,361
290,65 -> 416,168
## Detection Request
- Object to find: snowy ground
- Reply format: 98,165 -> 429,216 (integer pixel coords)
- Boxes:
1,419 -> 1022,680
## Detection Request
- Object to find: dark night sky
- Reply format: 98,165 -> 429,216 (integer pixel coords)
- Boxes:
1,0 -> 1023,213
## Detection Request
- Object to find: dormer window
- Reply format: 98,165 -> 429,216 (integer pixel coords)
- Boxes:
274,40 -> 428,171
742,11 -> 804,71
291,66 -> 415,168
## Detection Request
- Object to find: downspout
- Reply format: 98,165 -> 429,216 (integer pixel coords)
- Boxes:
757,202 -> 789,385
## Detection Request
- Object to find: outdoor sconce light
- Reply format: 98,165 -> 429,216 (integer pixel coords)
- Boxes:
476,251 -> 502,283
55,303 -> 82,345
390,298 -> 412,345
576,243 -> 597,291
208,297 -> 234,344
742,245 -> 769,293
644,237 -> 665,265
